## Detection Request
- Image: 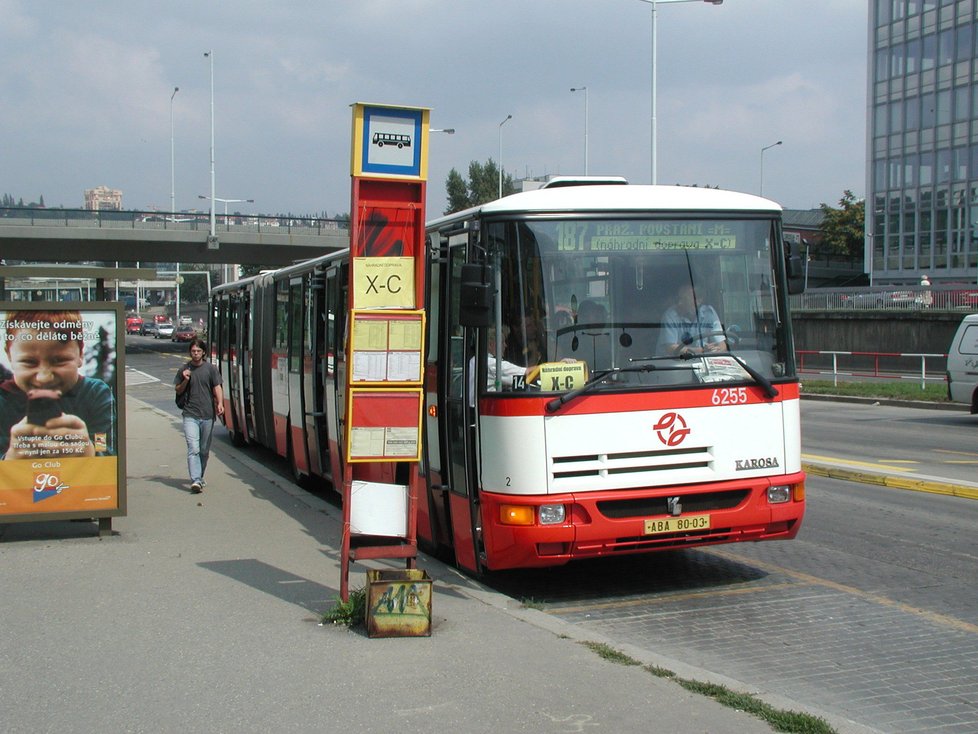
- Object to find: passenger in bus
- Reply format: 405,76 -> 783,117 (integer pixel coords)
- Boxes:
576,299 -> 606,330
570,300 -> 611,370
470,325 -> 528,405
657,282 -> 727,356
0,310 -> 115,460
505,313 -> 546,366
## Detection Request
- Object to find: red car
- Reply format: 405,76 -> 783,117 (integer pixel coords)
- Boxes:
125,316 -> 144,335
171,325 -> 196,342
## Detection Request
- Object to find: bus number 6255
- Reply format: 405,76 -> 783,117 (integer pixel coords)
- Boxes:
712,387 -> 748,405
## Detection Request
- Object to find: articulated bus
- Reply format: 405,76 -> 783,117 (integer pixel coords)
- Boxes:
209,181 -> 806,575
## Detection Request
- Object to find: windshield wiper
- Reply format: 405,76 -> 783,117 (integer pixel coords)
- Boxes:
544,363 -> 691,413
681,351 -> 780,399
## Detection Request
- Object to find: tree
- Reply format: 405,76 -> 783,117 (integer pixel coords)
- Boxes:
179,265 -> 212,303
444,158 -> 517,214
819,190 -> 865,258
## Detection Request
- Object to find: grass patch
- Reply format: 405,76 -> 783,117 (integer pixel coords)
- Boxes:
520,597 -> 546,611
578,640 -> 835,734
322,587 -> 366,628
801,379 -> 948,402
579,641 -> 642,666
675,678 -> 834,734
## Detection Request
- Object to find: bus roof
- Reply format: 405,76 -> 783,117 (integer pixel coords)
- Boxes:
427,184 -> 782,231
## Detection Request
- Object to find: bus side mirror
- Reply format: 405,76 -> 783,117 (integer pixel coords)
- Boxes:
785,240 -> 805,295
459,264 -> 492,327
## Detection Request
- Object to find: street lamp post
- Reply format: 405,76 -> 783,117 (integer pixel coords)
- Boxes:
570,87 -> 589,175
637,0 -> 723,185
760,140 -> 782,197
204,50 -> 216,249
498,114 -> 512,198
170,86 -> 179,214
170,85 -> 181,324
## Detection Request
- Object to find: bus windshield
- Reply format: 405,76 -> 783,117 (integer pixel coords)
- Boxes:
482,215 -> 795,393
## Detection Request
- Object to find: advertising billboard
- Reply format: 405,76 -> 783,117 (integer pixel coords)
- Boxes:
0,303 -> 125,522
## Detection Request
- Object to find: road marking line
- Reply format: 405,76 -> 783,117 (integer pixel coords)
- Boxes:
125,368 -> 160,386
935,448 -> 978,458
802,453 -> 914,472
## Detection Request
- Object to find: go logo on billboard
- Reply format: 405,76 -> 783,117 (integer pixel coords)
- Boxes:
32,470 -> 70,503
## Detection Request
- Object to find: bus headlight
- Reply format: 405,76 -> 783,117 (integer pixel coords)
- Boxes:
538,504 -> 566,525
767,485 -> 791,504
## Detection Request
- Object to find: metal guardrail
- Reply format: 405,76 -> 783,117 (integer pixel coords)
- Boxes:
797,349 -> 947,389
791,286 -> 978,312
0,207 -> 349,236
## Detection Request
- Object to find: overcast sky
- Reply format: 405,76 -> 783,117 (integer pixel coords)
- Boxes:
1,0 -> 867,218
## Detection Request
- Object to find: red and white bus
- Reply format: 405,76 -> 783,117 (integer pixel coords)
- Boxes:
210,181 -> 806,574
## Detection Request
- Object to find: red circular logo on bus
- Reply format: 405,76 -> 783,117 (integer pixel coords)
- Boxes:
654,412 -> 690,447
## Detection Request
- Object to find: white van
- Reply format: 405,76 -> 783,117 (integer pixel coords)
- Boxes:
946,313 -> 978,413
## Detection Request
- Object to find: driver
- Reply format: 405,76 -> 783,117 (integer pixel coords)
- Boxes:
658,282 -> 727,356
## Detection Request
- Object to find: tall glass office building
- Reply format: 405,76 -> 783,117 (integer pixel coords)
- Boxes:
868,0 -> 977,285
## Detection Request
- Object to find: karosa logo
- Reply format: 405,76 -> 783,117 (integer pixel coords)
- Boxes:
33,472 -> 70,503
654,412 -> 690,447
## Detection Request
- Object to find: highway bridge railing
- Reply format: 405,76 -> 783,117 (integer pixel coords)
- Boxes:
791,286 -> 978,312
0,207 -> 349,237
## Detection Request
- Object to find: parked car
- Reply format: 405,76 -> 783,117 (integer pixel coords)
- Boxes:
171,325 -> 196,342
946,313 -> 978,413
125,315 -> 144,335
155,321 -> 174,339
842,291 -> 883,309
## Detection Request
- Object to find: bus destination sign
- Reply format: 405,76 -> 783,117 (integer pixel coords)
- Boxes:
556,222 -> 737,252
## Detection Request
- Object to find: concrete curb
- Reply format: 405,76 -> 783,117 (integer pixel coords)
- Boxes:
803,462 -> 978,501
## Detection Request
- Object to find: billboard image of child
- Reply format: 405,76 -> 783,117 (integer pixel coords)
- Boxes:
0,307 -> 120,519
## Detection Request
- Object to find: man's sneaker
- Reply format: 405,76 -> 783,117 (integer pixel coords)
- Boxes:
199,479 -> 207,487
190,481 -> 202,494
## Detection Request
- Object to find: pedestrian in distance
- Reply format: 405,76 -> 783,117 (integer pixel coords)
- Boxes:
174,338 -> 223,493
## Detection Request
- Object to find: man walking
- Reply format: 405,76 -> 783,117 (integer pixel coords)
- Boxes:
174,338 -> 223,493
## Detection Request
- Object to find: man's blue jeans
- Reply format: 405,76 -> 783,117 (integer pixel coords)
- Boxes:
182,416 -> 215,484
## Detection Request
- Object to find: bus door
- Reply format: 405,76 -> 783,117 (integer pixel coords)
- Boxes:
439,244 -> 483,573
237,289 -> 255,442
223,292 -> 245,443
324,267 -> 345,483
304,271 -> 328,479
287,277 -> 311,478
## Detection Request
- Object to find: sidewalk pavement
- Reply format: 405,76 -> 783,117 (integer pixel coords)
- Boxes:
1,398 -> 867,734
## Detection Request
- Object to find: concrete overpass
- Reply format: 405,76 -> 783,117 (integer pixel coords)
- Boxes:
0,208 -> 349,267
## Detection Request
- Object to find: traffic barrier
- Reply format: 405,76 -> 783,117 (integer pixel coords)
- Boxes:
796,349 -> 947,389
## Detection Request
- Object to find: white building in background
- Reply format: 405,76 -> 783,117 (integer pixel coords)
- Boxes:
84,186 -> 122,211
